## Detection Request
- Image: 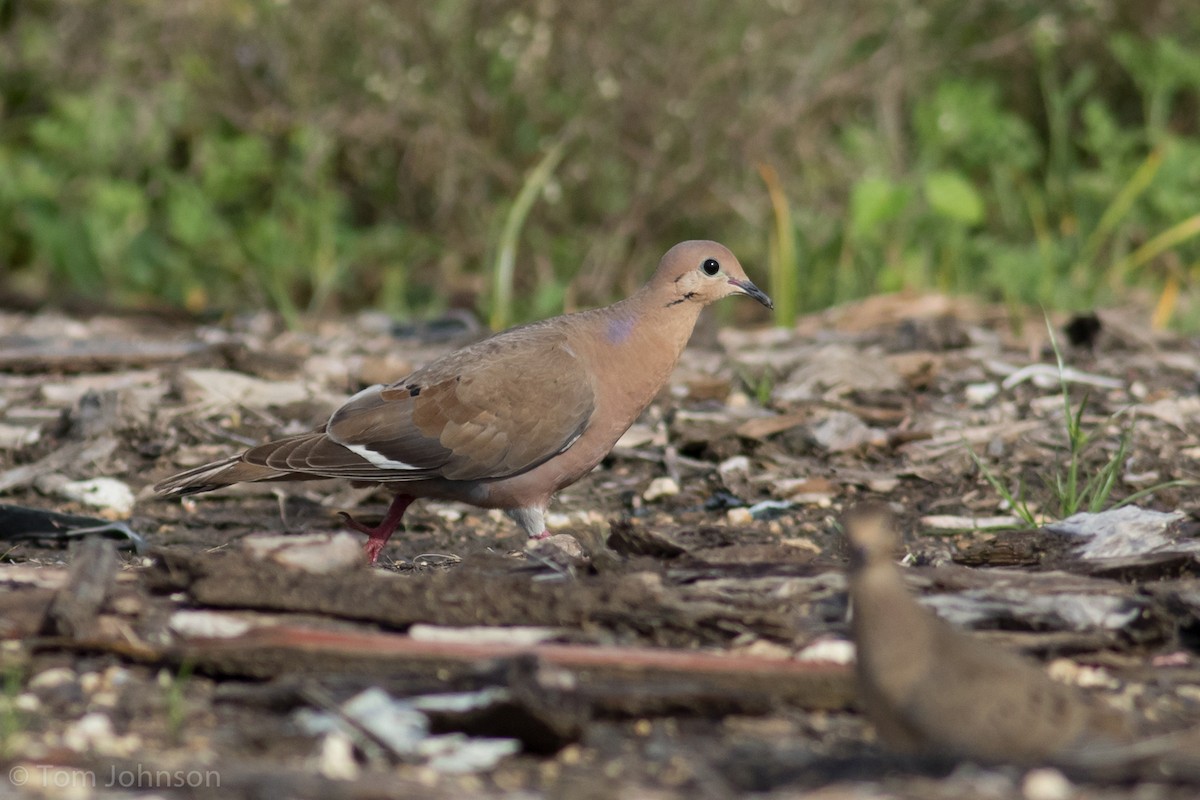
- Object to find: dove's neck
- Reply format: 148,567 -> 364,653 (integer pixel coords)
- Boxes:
850,559 -> 938,701
593,287 -> 702,388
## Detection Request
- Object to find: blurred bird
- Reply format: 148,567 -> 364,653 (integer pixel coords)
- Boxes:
842,505 -> 1133,765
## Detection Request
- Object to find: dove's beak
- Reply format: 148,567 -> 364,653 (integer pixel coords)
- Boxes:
728,278 -> 774,310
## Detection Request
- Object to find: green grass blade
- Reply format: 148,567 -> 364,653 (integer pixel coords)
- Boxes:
1110,212 -> 1200,284
1083,430 -> 1130,513
490,135 -> 569,331
757,162 -> 798,328
964,444 -> 1038,527
1113,480 -> 1199,509
1079,147 -> 1163,267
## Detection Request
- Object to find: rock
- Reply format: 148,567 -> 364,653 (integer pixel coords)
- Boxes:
526,534 -> 588,569
43,476 -> 136,517
1022,768 -> 1073,800
810,411 -> 885,453
726,507 -> 754,526
642,477 -> 680,502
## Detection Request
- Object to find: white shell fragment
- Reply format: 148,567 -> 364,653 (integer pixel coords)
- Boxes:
55,477 -> 136,516
295,687 -> 521,774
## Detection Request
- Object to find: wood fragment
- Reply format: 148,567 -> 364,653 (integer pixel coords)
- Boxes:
40,537 -> 119,637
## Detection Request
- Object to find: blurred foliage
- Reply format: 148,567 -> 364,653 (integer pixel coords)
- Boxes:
0,0 -> 1198,326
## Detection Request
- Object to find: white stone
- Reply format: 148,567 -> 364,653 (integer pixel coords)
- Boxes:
169,610 -> 255,639
796,638 -> 856,665
62,712 -> 114,752
717,456 -> 751,477
726,507 -> 754,526
1022,767 -> 1073,800
28,667 -> 76,691
55,477 -> 135,516
318,730 -> 360,780
642,477 -> 680,502
964,382 -> 999,405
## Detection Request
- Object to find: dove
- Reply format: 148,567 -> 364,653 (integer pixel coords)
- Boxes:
157,241 -> 772,563
843,505 -> 1132,765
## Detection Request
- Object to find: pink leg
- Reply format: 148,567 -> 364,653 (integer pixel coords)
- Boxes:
531,530 -> 552,540
339,494 -> 414,564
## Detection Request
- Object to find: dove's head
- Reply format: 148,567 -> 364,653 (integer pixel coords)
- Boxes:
842,504 -> 903,572
650,240 -> 773,310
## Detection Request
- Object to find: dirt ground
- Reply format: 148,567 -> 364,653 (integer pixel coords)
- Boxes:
1,293 -> 1198,799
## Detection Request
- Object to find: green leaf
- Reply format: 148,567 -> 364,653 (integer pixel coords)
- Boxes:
849,176 -> 909,238
923,170 -> 985,225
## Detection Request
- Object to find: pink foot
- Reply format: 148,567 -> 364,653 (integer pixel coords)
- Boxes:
531,530 -> 552,541
339,494 -> 414,564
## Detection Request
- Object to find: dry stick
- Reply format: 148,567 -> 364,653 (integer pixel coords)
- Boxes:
40,537 -> 120,638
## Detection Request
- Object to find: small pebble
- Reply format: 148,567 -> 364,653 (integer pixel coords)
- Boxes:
433,506 -> 463,522
15,693 -> 41,712
1022,767 -> 1073,800
319,731 -> 360,780
91,691 -> 118,708
726,507 -> 753,526
526,533 -> 587,567
56,477 -> 136,516
726,391 -> 751,409
1047,658 -> 1119,689
62,712 -> 114,753
29,667 -> 76,691
965,382 -> 1000,405
796,638 -> 856,665
642,477 -> 680,502
78,672 -> 101,695
717,456 -> 750,477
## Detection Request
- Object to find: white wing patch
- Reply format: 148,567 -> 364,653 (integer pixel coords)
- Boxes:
342,443 -> 422,471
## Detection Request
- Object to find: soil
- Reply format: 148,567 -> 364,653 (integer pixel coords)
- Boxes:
0,294 -> 1198,799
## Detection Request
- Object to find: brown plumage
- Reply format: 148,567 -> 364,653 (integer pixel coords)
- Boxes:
157,241 -> 772,563
843,505 -> 1133,765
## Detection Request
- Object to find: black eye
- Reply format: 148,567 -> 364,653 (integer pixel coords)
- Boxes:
701,258 -> 720,276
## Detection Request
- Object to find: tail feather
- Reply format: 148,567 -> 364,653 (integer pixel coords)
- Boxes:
154,455 -> 301,497
154,428 -> 437,497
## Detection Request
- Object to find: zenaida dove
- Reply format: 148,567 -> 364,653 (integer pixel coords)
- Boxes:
843,505 -> 1133,765
156,241 -> 772,563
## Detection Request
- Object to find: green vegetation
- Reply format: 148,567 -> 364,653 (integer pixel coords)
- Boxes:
0,1 -> 1198,326
969,320 -> 1195,526
0,660 -> 26,758
160,659 -> 194,745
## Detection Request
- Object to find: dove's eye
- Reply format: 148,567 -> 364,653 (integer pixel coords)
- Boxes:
701,258 -> 720,276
